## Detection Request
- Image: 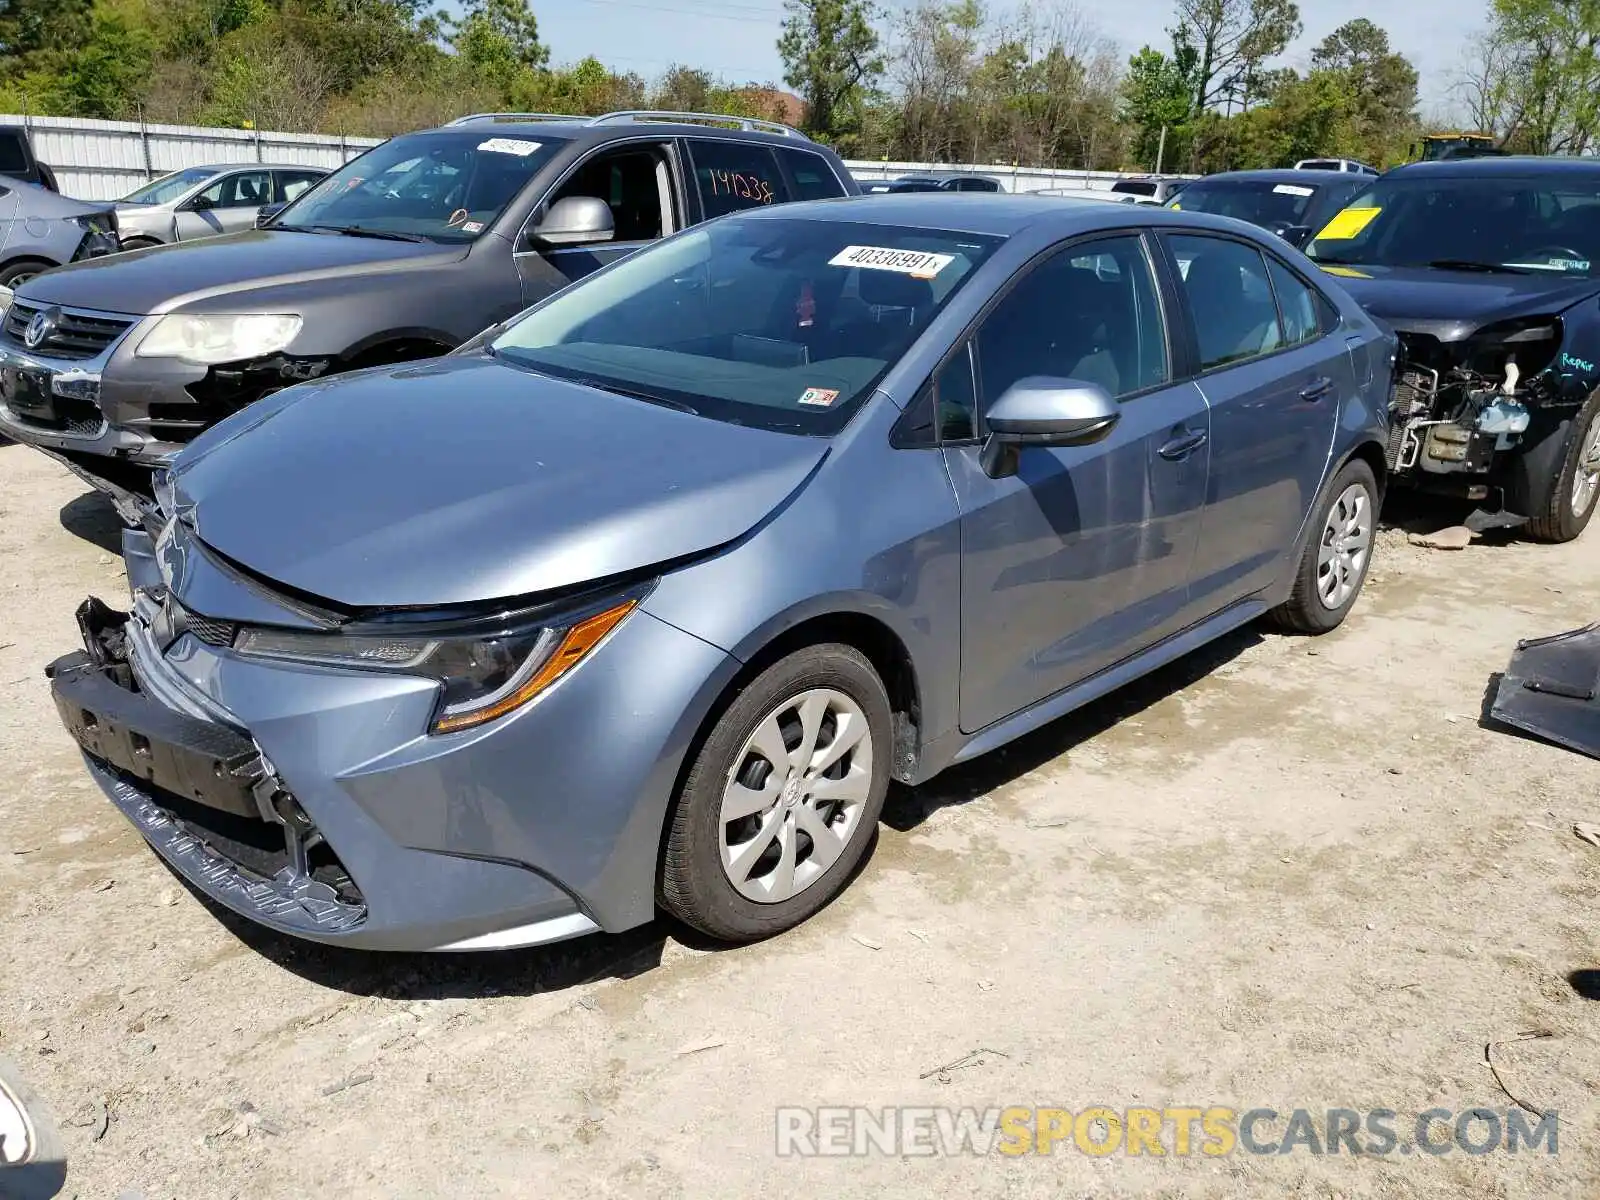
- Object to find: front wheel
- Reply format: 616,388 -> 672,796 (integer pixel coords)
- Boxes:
1268,458 -> 1379,634
1523,390 -> 1600,543
0,258 -> 54,288
659,644 -> 891,942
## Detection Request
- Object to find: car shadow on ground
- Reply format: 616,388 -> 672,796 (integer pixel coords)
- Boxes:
196,625 -> 1263,1001
58,489 -> 124,555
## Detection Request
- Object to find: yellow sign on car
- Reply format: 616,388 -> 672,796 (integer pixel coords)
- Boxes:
1314,206 -> 1382,241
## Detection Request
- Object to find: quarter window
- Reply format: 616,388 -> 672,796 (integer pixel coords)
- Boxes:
1167,234 -> 1285,370
936,343 -> 978,441
976,234 -> 1170,405
689,140 -> 788,219
1266,258 -> 1323,347
776,148 -> 845,200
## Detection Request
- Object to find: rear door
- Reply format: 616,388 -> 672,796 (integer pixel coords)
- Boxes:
1161,232 -> 1350,608
944,232 -> 1213,732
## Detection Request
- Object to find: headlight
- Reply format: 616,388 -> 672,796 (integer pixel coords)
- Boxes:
136,314 -> 302,364
232,592 -> 642,734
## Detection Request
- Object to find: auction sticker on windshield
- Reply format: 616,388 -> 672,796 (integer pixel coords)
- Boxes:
798,387 -> 839,407
1273,184 -> 1315,196
478,138 -> 542,156
829,246 -> 955,279
1315,206 -> 1381,240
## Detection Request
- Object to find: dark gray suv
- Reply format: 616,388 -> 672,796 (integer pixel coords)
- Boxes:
0,111 -> 857,499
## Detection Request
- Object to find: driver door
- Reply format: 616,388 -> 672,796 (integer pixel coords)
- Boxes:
944,233 -> 1212,733
174,170 -> 272,240
515,141 -> 680,304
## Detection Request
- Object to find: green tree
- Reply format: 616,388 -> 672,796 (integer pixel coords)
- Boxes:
777,0 -> 883,140
1120,41 -> 1196,168
1310,19 -> 1418,163
1483,0 -> 1600,154
1174,0 -> 1301,113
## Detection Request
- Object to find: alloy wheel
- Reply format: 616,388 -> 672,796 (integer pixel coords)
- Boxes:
1572,412 -> 1600,518
719,688 -> 874,904
1316,483 -> 1373,610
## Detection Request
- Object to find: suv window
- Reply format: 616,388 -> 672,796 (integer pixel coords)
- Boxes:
0,132 -> 28,175
688,140 -> 788,219
544,145 -> 672,244
776,147 -> 845,201
1167,234 -> 1284,369
276,170 -> 325,203
977,234 -> 1169,405
195,170 -> 272,208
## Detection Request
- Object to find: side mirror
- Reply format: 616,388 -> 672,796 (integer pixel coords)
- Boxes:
530,196 -> 615,248
1281,224 -> 1313,247
255,202 -> 287,228
981,377 -> 1121,478
185,193 -> 214,212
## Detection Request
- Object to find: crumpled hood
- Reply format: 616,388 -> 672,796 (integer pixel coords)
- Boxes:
16,228 -> 461,316
1322,263 -> 1600,341
167,354 -> 828,609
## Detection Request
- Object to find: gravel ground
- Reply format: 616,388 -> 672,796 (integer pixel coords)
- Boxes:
2,439 -> 1598,1199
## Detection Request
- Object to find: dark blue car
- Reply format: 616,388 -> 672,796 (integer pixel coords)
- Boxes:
47,195 -> 1393,952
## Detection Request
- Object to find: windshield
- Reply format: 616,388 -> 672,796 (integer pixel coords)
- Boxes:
121,167 -> 219,205
269,130 -> 568,243
1170,180 -> 1319,227
1305,174 -> 1600,274
490,216 -> 1001,435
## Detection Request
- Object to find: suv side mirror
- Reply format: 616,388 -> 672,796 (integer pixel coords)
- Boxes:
530,196 -> 615,248
185,192 -> 216,212
255,202 -> 287,228
981,377 -> 1121,478
1279,223 -> 1313,247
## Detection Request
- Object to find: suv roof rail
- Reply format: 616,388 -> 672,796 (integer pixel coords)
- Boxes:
446,112 -> 585,126
586,110 -> 811,141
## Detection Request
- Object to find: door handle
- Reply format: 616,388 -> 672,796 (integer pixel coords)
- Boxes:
1158,428 -> 1208,460
1299,377 -> 1335,402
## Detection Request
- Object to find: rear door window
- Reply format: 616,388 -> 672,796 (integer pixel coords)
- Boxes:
1167,234 -> 1285,369
688,140 -> 790,219
775,148 -> 846,200
276,170 -> 325,203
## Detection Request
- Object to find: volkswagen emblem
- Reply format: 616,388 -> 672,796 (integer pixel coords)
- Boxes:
23,306 -> 58,350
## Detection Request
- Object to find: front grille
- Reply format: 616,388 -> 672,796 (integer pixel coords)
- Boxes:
176,603 -> 237,649
3,301 -> 135,360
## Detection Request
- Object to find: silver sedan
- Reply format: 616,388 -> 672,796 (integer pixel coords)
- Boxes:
115,163 -> 330,248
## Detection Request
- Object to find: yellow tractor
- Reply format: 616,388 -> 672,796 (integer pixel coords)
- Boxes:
1410,131 -> 1502,162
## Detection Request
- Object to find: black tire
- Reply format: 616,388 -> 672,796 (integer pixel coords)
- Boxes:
118,236 -> 162,251
1522,389 -> 1600,543
0,258 -> 54,288
35,162 -> 58,192
1268,458 -> 1379,634
659,643 -> 892,942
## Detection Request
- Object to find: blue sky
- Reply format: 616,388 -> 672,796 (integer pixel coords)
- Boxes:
534,0 -> 1472,110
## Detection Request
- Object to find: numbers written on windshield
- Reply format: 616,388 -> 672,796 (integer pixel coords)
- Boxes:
705,170 -> 775,205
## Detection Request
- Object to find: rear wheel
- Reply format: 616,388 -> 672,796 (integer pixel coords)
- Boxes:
118,237 -> 162,251
1268,458 -> 1378,634
659,644 -> 891,942
1523,390 -> 1600,543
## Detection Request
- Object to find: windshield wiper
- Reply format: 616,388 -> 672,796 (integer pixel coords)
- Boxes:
306,224 -> 430,243
571,376 -> 701,415
1425,259 -> 1531,275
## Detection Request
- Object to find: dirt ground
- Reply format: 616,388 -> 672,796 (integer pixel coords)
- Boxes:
2,438 -> 1599,1200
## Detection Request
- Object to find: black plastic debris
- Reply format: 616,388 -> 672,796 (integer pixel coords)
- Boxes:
1490,624 -> 1600,759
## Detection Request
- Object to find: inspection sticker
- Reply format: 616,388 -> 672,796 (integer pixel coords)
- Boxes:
461,220 -> 485,234
829,245 -> 954,279
798,387 -> 839,407
1272,184 -> 1315,197
478,137 -> 542,156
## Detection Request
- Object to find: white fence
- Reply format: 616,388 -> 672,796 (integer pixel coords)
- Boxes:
1,114 -> 383,200
1,113 -> 1150,201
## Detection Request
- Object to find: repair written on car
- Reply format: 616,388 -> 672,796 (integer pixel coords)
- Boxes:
1305,155 -> 1600,542
45,194 -> 1392,953
0,109 -> 858,509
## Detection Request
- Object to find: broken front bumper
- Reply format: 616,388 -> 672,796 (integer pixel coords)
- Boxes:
1490,624 -> 1600,760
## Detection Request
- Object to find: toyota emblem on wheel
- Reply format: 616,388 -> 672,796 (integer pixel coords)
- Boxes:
22,307 -> 58,350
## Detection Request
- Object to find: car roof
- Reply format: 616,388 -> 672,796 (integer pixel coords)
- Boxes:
1185,169 -> 1359,186
1386,156 -> 1600,179
733,191 -> 1258,239
150,162 -> 329,174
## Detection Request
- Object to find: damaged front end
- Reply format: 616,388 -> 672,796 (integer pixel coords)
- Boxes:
1387,316 -> 1584,497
